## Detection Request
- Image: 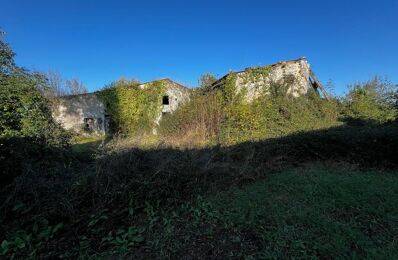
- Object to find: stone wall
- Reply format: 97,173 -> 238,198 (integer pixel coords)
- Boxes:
214,58 -> 313,102
53,93 -> 106,134
149,79 -> 191,127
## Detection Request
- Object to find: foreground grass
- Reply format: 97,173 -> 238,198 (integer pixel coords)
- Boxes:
2,165 -> 398,258
204,167 -> 398,258
122,166 -> 397,259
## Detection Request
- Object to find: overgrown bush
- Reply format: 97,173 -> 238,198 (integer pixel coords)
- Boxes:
343,77 -> 397,123
0,34 -> 70,183
0,73 -> 70,146
160,72 -> 340,145
221,79 -> 340,144
159,91 -> 224,146
97,79 -> 166,135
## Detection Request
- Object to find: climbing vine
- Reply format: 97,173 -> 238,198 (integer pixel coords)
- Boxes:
216,67 -> 339,144
96,79 -> 166,134
242,66 -> 272,84
160,66 -> 340,146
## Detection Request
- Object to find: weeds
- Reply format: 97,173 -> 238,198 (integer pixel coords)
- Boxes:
1,122 -> 398,258
0,219 -> 63,258
101,227 -> 145,254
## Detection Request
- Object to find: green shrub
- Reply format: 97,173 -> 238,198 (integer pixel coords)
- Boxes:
0,35 -> 70,183
0,219 -> 63,258
159,91 -> 223,145
160,72 -> 340,145
220,84 -> 340,144
0,73 -> 70,146
343,77 -> 397,123
97,79 -> 166,135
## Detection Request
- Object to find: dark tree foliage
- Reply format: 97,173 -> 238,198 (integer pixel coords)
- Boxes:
0,32 -> 70,183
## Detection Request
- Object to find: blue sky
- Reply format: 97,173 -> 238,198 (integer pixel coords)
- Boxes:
1,0 -> 397,94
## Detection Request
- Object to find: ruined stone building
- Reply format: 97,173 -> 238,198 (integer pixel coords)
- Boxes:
141,78 -> 191,126
52,78 -> 190,134
211,57 -> 328,101
53,93 -> 106,134
53,58 -> 327,135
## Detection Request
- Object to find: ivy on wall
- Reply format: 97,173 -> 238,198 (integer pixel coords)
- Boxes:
161,67 -> 339,145
240,66 -> 272,85
218,68 -> 340,144
96,79 -> 166,134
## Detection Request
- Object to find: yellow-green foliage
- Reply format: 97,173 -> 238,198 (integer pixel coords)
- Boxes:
97,79 -> 166,134
159,91 -> 224,146
241,66 -> 272,85
220,74 -> 340,144
222,73 -> 238,103
160,71 -> 340,146
343,77 -> 397,123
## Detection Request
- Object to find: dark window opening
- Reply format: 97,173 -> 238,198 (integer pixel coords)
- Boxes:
83,117 -> 94,131
162,96 -> 169,105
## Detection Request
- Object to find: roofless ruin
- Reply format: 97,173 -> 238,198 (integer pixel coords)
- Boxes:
52,58 -> 328,134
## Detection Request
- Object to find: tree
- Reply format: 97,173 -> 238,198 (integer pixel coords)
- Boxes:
65,78 -> 88,95
0,33 -> 70,144
0,30 -> 15,74
45,70 -> 65,97
42,71 -> 88,97
198,73 -> 217,93
37,71 -> 88,105
0,31 -> 70,181
344,76 -> 397,123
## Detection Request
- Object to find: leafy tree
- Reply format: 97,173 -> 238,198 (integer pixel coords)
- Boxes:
0,73 -> 69,146
344,77 -> 397,123
0,32 -> 70,182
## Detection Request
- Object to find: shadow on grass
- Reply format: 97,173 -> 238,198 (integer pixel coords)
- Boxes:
95,120 -> 398,209
1,119 -> 398,258
71,135 -> 114,161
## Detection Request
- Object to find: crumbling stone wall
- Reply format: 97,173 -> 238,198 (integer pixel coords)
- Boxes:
53,93 -> 106,134
150,79 -> 191,127
215,58 -> 312,102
